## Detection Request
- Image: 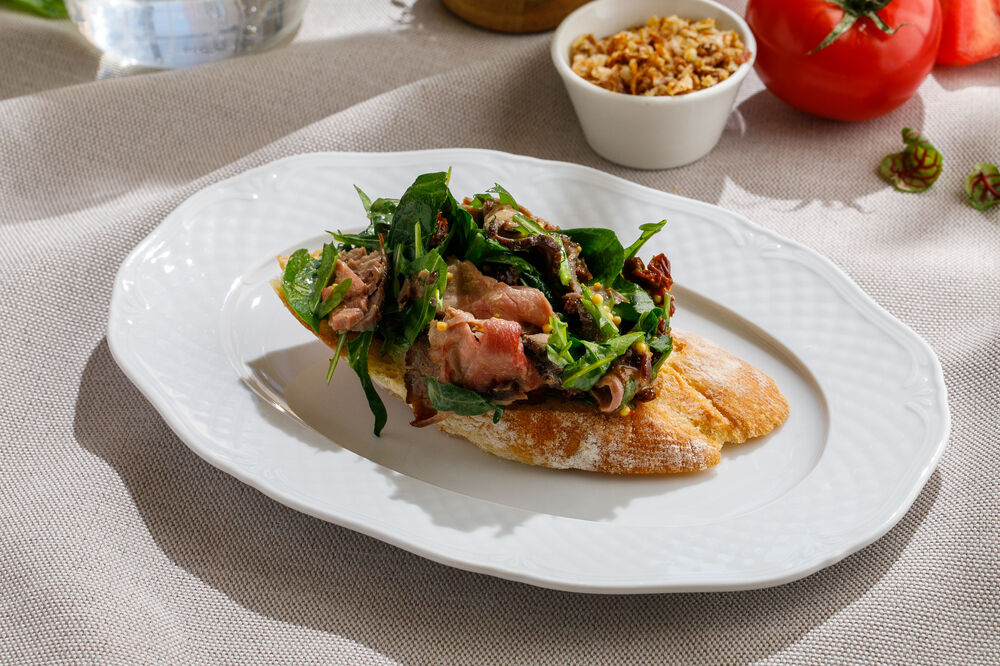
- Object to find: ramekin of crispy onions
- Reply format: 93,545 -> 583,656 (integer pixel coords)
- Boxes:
551,0 -> 756,169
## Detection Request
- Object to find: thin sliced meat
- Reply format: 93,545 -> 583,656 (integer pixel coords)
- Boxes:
325,248 -> 388,332
590,349 -> 654,413
428,308 -> 542,394
404,336 -> 446,427
592,371 -> 627,413
442,260 -> 554,329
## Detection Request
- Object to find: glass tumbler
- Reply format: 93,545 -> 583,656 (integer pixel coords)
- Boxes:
65,0 -> 309,69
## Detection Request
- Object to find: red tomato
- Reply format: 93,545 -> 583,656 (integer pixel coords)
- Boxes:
745,0 -> 942,121
937,0 -> 1000,66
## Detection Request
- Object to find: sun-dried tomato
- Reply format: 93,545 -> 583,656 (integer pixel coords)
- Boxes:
428,212 -> 449,248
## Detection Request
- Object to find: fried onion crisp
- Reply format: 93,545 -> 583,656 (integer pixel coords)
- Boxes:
570,16 -> 750,96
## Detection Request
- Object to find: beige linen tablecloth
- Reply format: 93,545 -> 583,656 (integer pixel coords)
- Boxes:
2,2 -> 998,663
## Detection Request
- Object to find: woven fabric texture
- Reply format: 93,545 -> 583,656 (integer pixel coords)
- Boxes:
1,2 -> 998,664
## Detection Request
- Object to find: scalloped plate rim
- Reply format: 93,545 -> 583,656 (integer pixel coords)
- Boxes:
107,149 -> 950,593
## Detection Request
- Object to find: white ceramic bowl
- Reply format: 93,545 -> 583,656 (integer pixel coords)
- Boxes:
551,0 -> 756,169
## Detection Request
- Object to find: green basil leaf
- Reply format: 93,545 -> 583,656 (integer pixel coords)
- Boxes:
425,377 -> 504,423
879,127 -> 942,193
316,277 -> 352,319
624,220 -> 667,261
281,249 -> 322,333
346,332 -> 387,436
964,163 -> 1000,211
562,227 -> 625,286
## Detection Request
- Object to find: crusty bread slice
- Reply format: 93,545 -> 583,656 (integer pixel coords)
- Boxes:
272,270 -> 789,474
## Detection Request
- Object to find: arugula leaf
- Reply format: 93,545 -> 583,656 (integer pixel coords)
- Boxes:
513,212 -> 548,237
579,285 -> 620,339
386,172 -> 450,259
354,185 -> 373,214
879,128 -> 942,193
561,340 -> 617,391
649,332 -> 673,354
965,163 -> 1000,211
508,212 -> 574,287
400,250 -> 448,347
624,220 -> 667,261
465,193 -> 491,210
487,183 -> 519,209
330,231 -> 381,251
326,333 -> 348,383
562,227 -> 625,286
546,315 -> 574,368
620,376 -> 639,409
307,244 -> 339,313
332,190 -> 396,251
346,332 -> 387,436
603,331 -> 645,356
614,288 -> 658,330
560,332 -> 644,391
316,277 -> 352,319
425,377 -> 504,423
650,333 -> 674,375
281,249 -> 322,332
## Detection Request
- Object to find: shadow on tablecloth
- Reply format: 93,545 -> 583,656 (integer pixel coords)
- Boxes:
74,338 -> 941,663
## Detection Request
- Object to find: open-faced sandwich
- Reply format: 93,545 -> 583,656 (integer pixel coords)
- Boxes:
274,171 -> 788,474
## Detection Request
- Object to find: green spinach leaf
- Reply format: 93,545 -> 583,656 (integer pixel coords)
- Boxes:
425,377 -> 504,423
281,249 -> 322,332
562,227 -> 625,286
386,172 -> 450,259
347,332 -> 387,436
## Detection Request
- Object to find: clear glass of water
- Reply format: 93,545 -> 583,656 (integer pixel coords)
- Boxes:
65,0 -> 309,69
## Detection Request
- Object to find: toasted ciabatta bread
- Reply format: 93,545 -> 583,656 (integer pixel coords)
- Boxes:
273,278 -> 789,474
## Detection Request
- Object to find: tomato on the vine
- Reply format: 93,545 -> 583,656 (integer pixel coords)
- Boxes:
745,0 -> 942,121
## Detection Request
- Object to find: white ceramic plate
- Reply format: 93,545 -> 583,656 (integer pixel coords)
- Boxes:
108,150 -> 949,593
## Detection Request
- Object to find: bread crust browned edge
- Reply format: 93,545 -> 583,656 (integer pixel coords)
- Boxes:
272,259 -> 789,474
